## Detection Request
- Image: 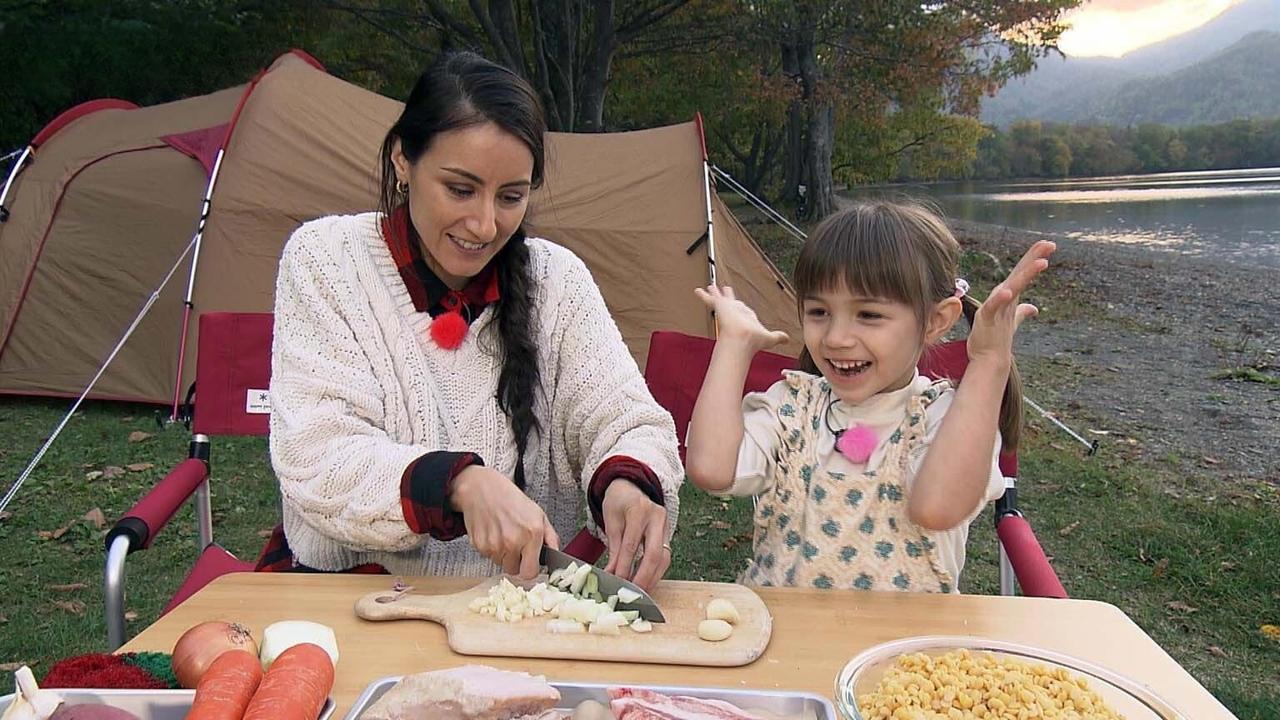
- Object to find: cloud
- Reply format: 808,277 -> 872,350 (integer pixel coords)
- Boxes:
1059,0 -> 1242,56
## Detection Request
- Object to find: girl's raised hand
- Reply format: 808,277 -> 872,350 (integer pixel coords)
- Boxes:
968,240 -> 1056,366
694,284 -> 790,353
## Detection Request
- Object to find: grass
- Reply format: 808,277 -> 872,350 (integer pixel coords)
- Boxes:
1212,366 -> 1280,388
2,202 -> 1278,715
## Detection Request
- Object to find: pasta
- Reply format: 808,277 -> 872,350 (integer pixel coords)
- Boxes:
856,649 -> 1125,719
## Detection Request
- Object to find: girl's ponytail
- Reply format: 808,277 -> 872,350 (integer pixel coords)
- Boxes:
960,294 -> 1025,453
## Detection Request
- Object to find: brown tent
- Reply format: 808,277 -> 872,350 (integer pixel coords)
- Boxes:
0,51 -> 800,406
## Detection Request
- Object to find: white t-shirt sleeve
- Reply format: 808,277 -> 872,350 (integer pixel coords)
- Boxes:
908,387 -> 1007,523
713,379 -> 792,497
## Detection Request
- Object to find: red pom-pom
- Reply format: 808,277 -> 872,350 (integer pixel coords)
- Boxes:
429,310 -> 468,350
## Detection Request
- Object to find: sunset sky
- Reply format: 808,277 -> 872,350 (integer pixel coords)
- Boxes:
1058,0 -> 1243,56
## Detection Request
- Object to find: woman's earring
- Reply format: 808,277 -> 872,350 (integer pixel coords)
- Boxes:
395,179 -> 409,196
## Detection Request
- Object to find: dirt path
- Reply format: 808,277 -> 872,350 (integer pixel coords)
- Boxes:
951,219 -> 1279,494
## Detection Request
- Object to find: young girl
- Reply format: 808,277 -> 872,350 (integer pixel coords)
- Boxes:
686,200 -> 1054,592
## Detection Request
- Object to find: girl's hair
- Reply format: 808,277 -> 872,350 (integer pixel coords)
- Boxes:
793,200 -> 1025,451
377,51 -> 547,488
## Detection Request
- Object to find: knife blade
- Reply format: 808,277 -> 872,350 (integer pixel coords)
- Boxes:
539,545 -> 666,623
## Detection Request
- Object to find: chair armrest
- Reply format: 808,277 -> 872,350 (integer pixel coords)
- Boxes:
102,457 -> 209,650
996,514 -> 1068,599
104,458 -> 209,553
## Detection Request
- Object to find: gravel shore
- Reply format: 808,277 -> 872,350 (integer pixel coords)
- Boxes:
950,219 -> 1279,493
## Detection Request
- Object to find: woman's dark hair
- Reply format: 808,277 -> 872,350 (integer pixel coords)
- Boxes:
378,51 -> 547,488
793,200 -> 1025,451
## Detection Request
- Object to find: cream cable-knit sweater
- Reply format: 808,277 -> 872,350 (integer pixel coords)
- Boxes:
269,212 -> 682,576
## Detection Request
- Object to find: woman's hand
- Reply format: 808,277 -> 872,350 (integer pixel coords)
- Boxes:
967,240 -> 1056,368
450,465 -> 560,580
694,285 -> 790,354
601,480 -> 670,592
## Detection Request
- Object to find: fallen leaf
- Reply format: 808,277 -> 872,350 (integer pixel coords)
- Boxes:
1138,546 -> 1151,563
1165,601 -> 1198,614
0,510 -> 10,522
256,529 -> 275,538
0,662 -> 30,672
693,530 -> 707,538
1058,521 -> 1081,537
38,525 -> 70,541
83,508 -> 107,529
1152,558 -> 1170,578
122,416 -> 135,422
1220,561 -> 1238,571
52,599 -> 86,615
124,610 -> 139,622
1206,645 -> 1228,658
127,431 -> 152,443
47,583 -> 88,592
1087,429 -> 1112,436
1202,456 -> 1220,465
125,462 -> 155,473
1049,442 -> 1065,450
102,466 -> 126,479
710,520 -> 732,530
0,614 -> 7,624
84,471 -> 104,481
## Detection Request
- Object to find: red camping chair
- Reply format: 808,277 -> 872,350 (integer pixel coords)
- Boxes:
103,312 -> 270,650
642,330 -> 1067,599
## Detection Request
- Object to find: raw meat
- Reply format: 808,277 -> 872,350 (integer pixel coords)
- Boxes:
608,688 -> 760,720
361,665 -> 561,720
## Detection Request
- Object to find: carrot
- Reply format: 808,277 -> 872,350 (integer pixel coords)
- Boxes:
185,649 -> 263,720
241,642 -> 334,720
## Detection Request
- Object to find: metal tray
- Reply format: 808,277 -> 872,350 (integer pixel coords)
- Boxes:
0,687 -> 336,720
345,677 -> 835,720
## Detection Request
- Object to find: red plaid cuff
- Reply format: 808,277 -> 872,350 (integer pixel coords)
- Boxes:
587,455 -> 665,532
400,452 -> 482,540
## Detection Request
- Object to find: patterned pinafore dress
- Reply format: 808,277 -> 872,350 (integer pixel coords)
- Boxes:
742,371 -> 956,593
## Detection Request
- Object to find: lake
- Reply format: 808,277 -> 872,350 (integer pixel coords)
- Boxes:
851,167 -> 1280,268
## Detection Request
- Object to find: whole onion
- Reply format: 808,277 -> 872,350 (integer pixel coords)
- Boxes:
171,621 -> 258,688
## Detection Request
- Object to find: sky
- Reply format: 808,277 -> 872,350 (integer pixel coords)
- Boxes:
1057,0 -> 1242,56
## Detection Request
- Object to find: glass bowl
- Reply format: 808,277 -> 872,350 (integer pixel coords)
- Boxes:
835,636 -> 1188,720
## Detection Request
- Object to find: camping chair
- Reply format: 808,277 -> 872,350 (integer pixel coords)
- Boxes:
104,312 -> 270,650
642,330 -> 1067,599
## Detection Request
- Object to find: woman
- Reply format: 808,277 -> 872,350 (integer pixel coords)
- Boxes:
263,51 -> 681,590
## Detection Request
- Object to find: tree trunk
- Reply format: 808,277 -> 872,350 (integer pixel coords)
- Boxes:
807,103 -> 835,219
795,28 -> 833,220
578,0 -> 617,132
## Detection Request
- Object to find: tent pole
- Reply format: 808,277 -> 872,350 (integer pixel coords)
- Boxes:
168,148 -> 225,421
0,146 -> 33,220
710,165 -> 806,241
694,114 -> 718,288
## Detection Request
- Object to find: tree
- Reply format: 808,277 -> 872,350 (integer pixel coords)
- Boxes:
326,0 -> 696,131
731,0 -> 1081,219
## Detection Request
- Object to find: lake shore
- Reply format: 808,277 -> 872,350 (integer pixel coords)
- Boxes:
950,218 -> 1279,493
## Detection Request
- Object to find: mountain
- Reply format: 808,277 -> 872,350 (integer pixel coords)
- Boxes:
1101,31 -> 1280,125
981,0 -> 1280,126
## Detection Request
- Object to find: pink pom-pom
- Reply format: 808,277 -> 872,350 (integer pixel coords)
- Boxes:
429,310 -> 468,350
835,424 -> 878,463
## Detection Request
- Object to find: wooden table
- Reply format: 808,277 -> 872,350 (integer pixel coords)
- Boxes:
120,574 -> 1235,719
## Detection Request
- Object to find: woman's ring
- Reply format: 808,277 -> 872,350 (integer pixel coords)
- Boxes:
661,543 -> 672,553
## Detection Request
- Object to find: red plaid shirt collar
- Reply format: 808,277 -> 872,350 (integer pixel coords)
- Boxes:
381,205 -> 500,314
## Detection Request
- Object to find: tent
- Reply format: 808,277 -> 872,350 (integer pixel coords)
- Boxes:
0,50 -> 800,407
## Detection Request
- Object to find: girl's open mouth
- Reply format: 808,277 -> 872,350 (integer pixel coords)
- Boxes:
829,359 -> 871,378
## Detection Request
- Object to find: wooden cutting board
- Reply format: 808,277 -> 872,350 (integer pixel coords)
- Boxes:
354,577 -> 772,667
